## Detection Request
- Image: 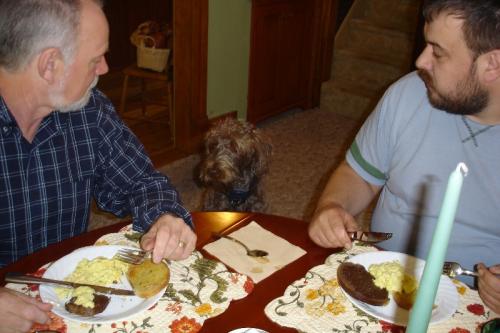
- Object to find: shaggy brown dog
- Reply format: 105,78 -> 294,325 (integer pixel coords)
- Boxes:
198,118 -> 272,212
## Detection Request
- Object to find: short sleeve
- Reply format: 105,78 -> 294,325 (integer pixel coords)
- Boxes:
346,72 -> 426,186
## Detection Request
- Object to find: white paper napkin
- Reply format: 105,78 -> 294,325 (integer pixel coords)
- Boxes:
203,221 -> 307,283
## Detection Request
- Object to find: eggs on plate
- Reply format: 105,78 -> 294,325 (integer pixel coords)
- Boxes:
56,257 -> 129,308
368,260 -> 419,310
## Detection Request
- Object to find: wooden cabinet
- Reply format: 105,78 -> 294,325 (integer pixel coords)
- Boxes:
248,0 -> 327,123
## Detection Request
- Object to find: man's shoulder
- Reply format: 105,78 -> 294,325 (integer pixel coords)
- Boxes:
388,71 -> 427,100
87,89 -> 116,115
60,89 -> 122,138
378,71 -> 431,120
68,89 -> 118,123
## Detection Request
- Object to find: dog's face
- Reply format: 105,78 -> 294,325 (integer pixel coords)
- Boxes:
199,118 -> 271,192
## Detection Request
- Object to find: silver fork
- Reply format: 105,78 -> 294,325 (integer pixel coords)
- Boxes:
114,248 -> 149,265
442,261 -> 478,278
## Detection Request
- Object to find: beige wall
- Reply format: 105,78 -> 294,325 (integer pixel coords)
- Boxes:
207,0 -> 251,120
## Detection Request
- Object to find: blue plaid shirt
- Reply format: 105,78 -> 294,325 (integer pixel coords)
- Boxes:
0,89 -> 192,268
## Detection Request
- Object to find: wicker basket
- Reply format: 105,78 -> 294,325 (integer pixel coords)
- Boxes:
136,36 -> 170,72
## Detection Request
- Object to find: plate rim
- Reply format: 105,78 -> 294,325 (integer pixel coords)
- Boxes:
341,251 -> 459,326
39,244 -> 167,324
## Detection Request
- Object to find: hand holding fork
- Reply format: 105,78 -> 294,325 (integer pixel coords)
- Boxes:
443,261 -> 478,278
115,248 -> 149,265
443,262 -> 500,278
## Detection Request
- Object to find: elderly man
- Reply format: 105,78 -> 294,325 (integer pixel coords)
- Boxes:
0,0 -> 196,330
309,0 -> 500,314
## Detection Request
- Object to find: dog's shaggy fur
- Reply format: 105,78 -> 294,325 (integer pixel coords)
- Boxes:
198,118 -> 272,212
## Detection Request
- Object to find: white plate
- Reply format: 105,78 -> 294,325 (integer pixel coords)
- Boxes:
39,245 -> 167,324
228,329 -> 268,333
341,251 -> 458,326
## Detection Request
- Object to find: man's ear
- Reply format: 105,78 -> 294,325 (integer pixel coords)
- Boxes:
37,48 -> 64,83
481,50 -> 500,84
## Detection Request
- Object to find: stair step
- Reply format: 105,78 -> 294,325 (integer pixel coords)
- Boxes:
321,78 -> 381,100
350,18 -> 412,40
334,48 -> 411,73
320,81 -> 379,121
356,0 -> 421,32
330,50 -> 406,95
323,0 -> 422,120
336,18 -> 415,63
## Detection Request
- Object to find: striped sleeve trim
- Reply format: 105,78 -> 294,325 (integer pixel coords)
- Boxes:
349,141 -> 387,181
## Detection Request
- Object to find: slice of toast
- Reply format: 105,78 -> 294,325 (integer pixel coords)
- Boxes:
126,258 -> 170,298
337,261 -> 389,306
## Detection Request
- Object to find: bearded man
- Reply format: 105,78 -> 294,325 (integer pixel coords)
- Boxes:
0,0 -> 196,330
309,0 -> 500,314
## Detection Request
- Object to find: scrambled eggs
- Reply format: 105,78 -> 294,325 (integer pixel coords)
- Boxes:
368,260 -> 418,294
71,286 -> 95,308
57,257 -> 129,308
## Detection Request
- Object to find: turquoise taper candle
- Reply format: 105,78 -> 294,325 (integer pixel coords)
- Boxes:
407,162 -> 468,332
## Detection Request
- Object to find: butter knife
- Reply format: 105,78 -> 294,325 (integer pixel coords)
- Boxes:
5,272 -> 135,296
348,231 -> 392,244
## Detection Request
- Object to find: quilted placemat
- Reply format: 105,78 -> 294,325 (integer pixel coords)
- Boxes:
6,224 -> 253,333
265,244 -> 499,333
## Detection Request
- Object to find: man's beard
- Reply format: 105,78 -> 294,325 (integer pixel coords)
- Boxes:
418,64 -> 488,115
50,76 -> 99,113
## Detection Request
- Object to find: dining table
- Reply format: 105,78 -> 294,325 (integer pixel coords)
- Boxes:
0,211 -> 497,333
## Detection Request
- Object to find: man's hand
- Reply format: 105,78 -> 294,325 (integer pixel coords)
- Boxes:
0,287 -> 52,333
308,160 -> 380,250
308,202 -> 360,249
477,263 -> 500,314
140,214 -> 197,263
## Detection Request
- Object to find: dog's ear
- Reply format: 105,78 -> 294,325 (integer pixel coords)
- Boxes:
194,135 -> 210,187
193,158 -> 205,187
251,131 -> 272,176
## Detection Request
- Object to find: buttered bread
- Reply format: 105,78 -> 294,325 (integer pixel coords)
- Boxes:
126,258 -> 170,298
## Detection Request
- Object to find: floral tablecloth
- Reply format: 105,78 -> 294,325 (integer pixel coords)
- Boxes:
6,225 -> 253,333
265,244 -> 499,333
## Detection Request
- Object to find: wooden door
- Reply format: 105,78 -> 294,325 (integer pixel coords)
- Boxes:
248,0 -> 323,123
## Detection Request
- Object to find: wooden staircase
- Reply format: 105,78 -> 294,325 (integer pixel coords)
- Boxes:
320,0 -> 422,120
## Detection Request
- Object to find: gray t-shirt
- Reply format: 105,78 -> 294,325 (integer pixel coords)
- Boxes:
346,71 -> 500,284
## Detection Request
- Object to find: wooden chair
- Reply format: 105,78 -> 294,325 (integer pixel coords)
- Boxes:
119,64 -> 173,126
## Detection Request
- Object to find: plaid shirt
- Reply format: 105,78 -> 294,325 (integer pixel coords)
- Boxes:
0,89 -> 192,268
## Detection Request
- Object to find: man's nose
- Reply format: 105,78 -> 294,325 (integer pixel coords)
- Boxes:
415,45 -> 432,71
97,57 -> 109,75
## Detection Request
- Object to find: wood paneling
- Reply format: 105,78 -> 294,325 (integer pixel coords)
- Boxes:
173,0 -> 209,154
318,1 -> 340,83
247,0 -> 337,123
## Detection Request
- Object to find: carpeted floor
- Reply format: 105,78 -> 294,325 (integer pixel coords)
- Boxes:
89,107 -> 367,230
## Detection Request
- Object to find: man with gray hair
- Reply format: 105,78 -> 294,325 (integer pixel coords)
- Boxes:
0,0 -> 196,330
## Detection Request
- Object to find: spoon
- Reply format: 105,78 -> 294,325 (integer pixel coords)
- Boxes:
216,234 -> 268,257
